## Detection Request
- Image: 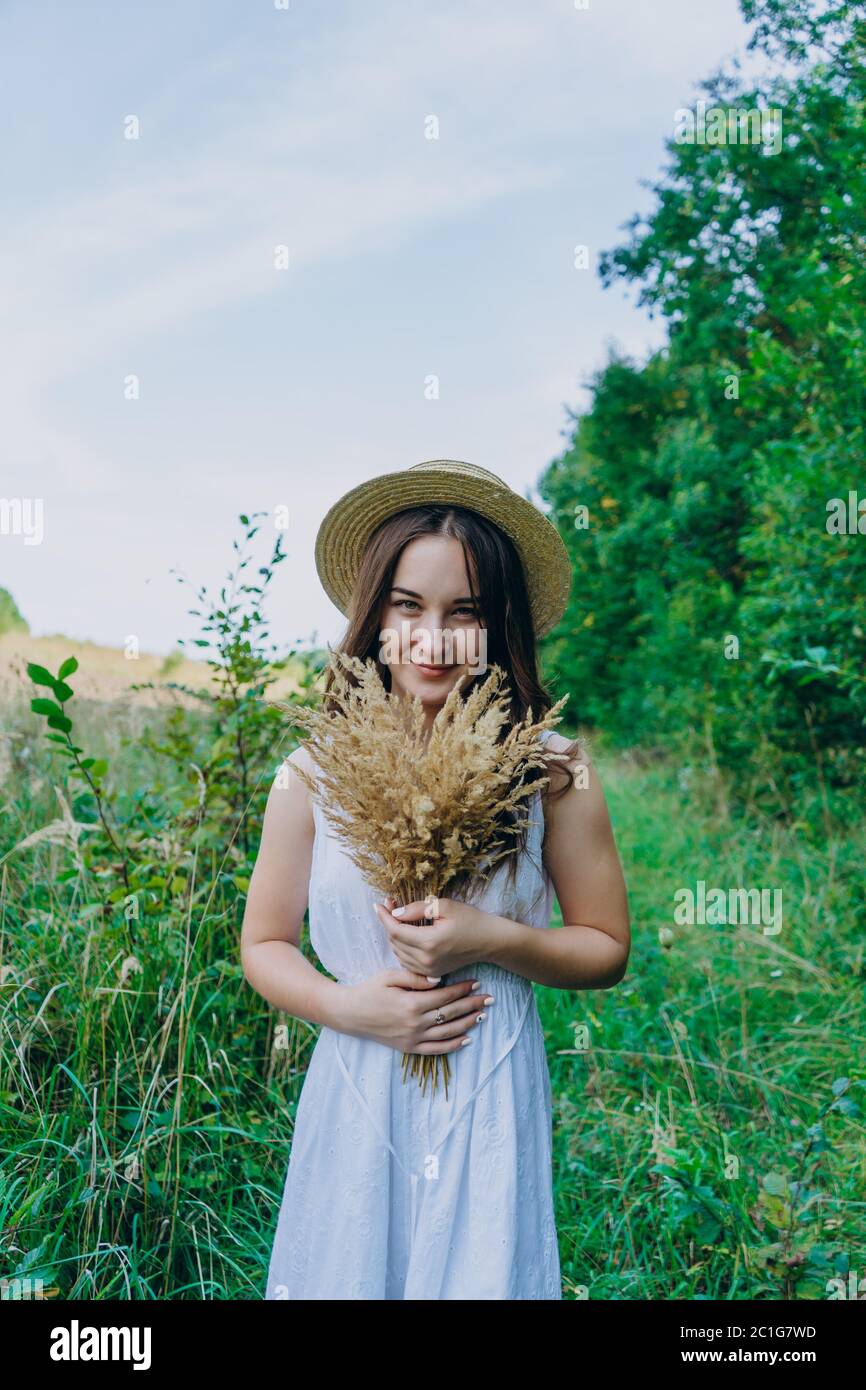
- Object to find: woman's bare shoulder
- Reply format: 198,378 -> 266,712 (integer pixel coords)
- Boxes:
271,745 -> 316,831
286,744 -> 316,776
540,728 -> 599,831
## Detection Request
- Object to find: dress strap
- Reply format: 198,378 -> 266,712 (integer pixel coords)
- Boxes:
332,1034 -> 412,1176
433,987 -> 533,1149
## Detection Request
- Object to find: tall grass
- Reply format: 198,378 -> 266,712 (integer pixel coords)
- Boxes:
544,752 -> 865,1300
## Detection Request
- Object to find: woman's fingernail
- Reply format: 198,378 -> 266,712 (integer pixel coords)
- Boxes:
471,982 -> 481,991
393,906 -> 406,917
427,975 -> 441,984
461,1038 -> 472,1047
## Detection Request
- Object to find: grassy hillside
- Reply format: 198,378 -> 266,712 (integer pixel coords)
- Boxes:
0,631 -> 308,707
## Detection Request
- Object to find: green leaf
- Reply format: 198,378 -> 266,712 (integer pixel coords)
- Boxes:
58,656 -> 79,680
760,1195 -> 791,1229
31,697 -> 66,719
46,714 -> 73,733
27,663 -> 57,689
833,1097 -> 859,1117
53,681 -> 74,703
762,1171 -> 789,1197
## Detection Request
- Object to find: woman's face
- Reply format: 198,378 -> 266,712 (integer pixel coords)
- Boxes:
378,534 -> 486,717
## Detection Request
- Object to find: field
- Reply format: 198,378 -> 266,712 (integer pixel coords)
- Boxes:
1,670 -> 861,1300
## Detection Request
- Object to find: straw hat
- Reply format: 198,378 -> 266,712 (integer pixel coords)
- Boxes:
314,458 -> 571,638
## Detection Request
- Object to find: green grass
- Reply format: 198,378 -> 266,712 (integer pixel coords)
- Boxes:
1,698 -> 863,1300
541,753 -> 865,1299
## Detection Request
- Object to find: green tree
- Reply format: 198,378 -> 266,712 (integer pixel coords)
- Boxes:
0,586 -> 28,635
541,0 -> 865,813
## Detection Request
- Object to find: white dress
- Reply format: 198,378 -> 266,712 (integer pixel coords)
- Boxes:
265,728 -> 562,1300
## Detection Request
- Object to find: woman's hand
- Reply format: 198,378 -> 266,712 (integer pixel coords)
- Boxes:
374,895 -> 502,979
338,968 -> 490,1055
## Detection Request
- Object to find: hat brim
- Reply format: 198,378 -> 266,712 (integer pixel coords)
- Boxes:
314,459 -> 571,639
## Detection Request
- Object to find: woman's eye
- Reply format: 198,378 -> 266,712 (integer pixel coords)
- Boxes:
393,599 -> 477,617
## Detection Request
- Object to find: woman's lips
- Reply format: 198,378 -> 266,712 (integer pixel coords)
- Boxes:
413,662 -> 454,677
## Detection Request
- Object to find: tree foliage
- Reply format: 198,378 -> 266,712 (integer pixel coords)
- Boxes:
541,0 -> 865,813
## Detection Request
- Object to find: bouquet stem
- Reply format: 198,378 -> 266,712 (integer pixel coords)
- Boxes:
397,894 -> 452,1099
401,1047 -> 452,1099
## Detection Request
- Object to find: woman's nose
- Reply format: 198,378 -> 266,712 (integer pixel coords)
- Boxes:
412,624 -> 446,661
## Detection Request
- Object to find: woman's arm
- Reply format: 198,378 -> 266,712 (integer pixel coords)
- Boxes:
241,748 -> 489,1055
485,734 -> 630,990
240,748 -> 346,1029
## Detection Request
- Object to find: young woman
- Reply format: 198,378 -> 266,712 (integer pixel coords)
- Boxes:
242,459 -> 630,1300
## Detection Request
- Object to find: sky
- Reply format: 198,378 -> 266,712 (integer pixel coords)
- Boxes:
0,0 -> 758,655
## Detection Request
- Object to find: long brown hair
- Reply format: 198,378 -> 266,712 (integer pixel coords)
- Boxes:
322,503 -> 581,893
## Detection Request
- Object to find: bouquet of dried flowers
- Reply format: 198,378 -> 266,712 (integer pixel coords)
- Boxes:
281,650 -> 568,1097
